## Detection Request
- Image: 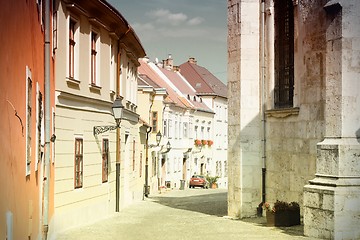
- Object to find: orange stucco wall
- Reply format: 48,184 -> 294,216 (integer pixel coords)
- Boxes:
0,0 -> 54,239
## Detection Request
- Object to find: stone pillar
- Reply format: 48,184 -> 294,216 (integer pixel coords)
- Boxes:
227,0 -> 262,218
303,1 -> 360,239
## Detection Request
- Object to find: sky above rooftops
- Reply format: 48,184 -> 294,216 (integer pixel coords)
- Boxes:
106,0 -> 227,83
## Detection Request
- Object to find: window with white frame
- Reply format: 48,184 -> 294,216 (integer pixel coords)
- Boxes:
175,120 -> 178,139
126,62 -> 131,101
90,30 -> 100,86
183,122 -> 188,138
163,120 -> 167,137
52,10 -> 57,53
110,40 -> 116,92
189,119 -> 193,139
168,120 -> 172,139
68,17 -> 79,80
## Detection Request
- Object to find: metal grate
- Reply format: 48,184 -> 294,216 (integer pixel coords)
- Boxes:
274,0 -> 294,108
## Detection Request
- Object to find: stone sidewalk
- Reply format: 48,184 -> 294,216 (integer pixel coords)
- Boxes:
56,189 -> 320,240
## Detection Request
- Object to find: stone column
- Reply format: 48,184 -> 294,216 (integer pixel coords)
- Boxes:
227,0 -> 262,218
303,1 -> 360,239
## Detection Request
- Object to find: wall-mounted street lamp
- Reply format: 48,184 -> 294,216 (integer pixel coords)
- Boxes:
148,131 -> 162,148
144,130 -> 162,198
163,141 -> 171,153
93,97 -> 124,135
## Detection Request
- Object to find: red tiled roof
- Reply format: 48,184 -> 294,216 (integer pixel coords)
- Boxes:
179,61 -> 227,98
157,67 -> 213,113
138,59 -> 188,108
138,74 -> 161,88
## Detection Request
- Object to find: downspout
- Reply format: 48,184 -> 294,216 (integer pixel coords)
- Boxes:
144,95 -> 154,197
115,26 -> 130,212
43,0 -> 50,238
144,127 -> 152,197
260,0 -> 267,205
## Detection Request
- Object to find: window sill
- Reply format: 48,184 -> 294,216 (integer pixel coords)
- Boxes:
89,84 -> 102,93
265,107 -> 300,118
66,77 -> 80,86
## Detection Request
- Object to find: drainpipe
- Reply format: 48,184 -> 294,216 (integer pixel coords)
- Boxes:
144,127 -> 151,197
144,94 -> 154,197
43,0 -> 50,238
260,0 -> 267,205
115,26 -> 130,212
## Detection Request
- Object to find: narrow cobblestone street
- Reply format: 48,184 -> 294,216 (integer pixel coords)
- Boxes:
56,189 -> 319,240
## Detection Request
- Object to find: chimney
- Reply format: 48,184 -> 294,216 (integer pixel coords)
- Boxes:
188,57 -> 197,64
173,66 -> 180,72
163,54 -> 173,70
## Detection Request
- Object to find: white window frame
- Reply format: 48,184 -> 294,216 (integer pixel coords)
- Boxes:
67,15 -> 79,80
90,28 -> 100,86
110,39 -> 116,93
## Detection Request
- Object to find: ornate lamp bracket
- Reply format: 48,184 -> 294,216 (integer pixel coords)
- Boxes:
93,125 -> 118,136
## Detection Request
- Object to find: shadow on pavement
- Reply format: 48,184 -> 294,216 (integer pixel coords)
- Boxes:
149,191 -> 228,217
149,190 -> 306,238
241,216 -> 306,237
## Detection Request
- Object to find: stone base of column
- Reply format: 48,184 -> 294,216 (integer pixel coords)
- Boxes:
304,180 -> 360,239
303,138 -> 360,239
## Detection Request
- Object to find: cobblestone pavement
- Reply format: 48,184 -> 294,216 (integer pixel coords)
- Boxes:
56,189 -> 320,240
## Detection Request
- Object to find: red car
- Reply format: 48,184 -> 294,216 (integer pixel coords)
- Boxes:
189,175 -> 209,189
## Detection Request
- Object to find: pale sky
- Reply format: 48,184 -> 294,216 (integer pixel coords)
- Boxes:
106,0 -> 227,83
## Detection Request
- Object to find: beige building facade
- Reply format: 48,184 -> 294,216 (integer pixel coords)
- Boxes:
227,0 -> 360,239
52,0 -> 145,236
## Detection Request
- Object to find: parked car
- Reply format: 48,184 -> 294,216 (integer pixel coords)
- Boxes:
189,175 -> 209,189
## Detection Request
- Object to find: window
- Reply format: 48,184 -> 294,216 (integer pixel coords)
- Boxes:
52,10 -> 57,53
183,122 -> 188,138
74,138 -> 83,188
139,152 -> 142,177
91,31 -> 98,85
151,111 -> 158,133
69,18 -> 76,78
35,83 -> 43,171
26,66 -> 32,176
163,120 -> 167,137
132,140 -> 136,171
175,121 -> 178,139
168,119 -> 172,138
189,119 -> 193,139
110,40 -> 116,92
274,0 -> 294,108
152,155 -> 156,177
102,139 -> 109,183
